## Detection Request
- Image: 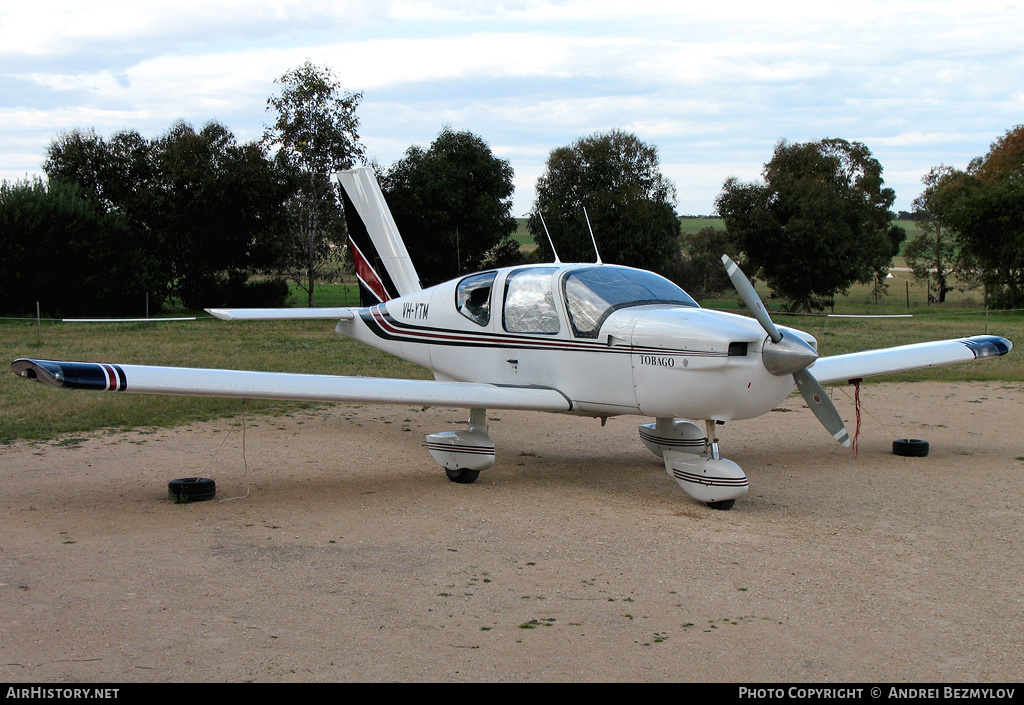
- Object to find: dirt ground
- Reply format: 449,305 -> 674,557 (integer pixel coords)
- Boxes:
1,381 -> 1022,683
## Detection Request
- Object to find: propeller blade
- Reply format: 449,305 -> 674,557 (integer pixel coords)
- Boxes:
794,369 -> 851,447
719,255 -> 848,447
721,254 -> 782,343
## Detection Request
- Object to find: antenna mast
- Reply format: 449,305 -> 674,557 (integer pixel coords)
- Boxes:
583,207 -> 602,264
538,212 -> 561,264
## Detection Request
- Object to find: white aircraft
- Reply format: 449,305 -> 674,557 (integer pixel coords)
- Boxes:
11,168 -> 1012,509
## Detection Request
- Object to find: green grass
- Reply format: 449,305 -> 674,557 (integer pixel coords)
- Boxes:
514,218 -> 537,255
3,268 -> 1020,443
513,218 -> 532,243
1,316 -> 427,443
709,264 -> 987,314
285,279 -> 361,307
679,217 -> 728,237
767,312 -> 1022,382
706,273 -> 1023,382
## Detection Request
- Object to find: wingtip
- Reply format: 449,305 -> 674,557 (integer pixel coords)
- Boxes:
962,335 -> 1013,359
11,358 -> 61,386
11,358 -> 37,378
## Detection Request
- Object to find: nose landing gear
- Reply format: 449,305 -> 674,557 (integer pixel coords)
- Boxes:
639,418 -> 749,509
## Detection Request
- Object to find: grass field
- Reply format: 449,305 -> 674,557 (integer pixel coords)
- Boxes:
0,221 -> 1012,443
678,217 -> 728,237
1,317 -> 430,443
285,280 -> 362,307
3,273 -> 1020,444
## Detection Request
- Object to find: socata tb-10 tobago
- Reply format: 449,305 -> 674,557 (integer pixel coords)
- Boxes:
11,168 -> 1012,509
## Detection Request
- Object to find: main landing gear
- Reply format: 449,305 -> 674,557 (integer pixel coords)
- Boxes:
423,410 -> 748,509
445,468 -> 480,484
639,418 -> 749,509
427,408 -> 494,484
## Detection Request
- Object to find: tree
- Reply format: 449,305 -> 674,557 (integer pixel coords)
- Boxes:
264,61 -> 365,305
681,225 -> 742,297
715,138 -> 904,311
380,128 -> 519,287
905,166 -> 958,303
529,130 -> 683,279
0,178 -> 162,316
151,120 -> 294,307
44,128 -> 155,219
971,124 -> 1024,181
44,122 -> 295,309
928,125 -> 1024,308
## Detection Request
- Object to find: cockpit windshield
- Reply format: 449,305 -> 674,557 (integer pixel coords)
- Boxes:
562,266 -> 699,338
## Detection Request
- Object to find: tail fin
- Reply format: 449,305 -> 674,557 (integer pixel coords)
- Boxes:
337,167 -> 422,305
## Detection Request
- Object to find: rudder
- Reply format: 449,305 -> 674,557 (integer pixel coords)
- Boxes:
337,167 -> 422,305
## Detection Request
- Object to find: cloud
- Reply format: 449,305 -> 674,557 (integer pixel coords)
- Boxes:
2,1 -> 1023,214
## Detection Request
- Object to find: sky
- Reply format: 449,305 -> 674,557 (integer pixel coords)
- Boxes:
2,0 -> 1022,216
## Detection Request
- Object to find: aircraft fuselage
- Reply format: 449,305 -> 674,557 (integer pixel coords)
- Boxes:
337,262 -> 807,422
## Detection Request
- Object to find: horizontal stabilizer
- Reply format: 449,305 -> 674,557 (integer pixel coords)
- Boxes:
206,308 -> 357,321
810,335 -> 1012,384
11,358 -> 572,412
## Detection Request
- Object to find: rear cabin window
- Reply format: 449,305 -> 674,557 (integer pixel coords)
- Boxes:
503,267 -> 560,334
456,271 -> 496,326
562,266 -> 699,338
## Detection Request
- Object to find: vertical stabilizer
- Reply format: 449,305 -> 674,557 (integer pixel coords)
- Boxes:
338,167 -> 422,304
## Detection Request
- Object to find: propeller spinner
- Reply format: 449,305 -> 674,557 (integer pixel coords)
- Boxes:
722,255 -> 851,447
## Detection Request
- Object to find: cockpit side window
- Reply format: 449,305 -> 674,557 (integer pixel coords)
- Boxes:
456,271 -> 496,326
503,267 -> 560,334
563,266 -> 699,338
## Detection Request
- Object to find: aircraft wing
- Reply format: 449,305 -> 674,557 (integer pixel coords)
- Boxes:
206,308 -> 357,321
9,359 -> 572,412
810,335 -> 1012,384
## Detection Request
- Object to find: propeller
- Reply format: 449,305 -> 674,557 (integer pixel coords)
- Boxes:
722,255 -> 851,447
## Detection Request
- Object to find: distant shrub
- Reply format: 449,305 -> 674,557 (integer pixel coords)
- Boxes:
240,278 -> 290,307
0,178 -> 165,316
184,274 -> 290,309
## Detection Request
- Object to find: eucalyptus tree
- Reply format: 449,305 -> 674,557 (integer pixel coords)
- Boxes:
905,166 -> 959,303
716,138 -> 904,312
152,120 -> 293,307
530,129 -> 683,280
44,121 -> 293,309
381,128 -> 519,287
917,126 -> 1024,308
264,61 -> 365,305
